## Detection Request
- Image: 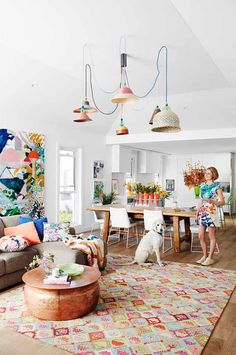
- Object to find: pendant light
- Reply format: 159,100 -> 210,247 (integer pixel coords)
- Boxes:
111,53 -> 139,104
151,47 -> 181,132
73,64 -> 97,122
116,105 -> 129,135
116,118 -> 129,135
73,111 -> 92,122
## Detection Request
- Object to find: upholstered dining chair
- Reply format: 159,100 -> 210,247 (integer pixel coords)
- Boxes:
109,207 -> 140,248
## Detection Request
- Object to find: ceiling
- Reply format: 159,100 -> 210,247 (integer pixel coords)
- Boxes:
0,0 -> 235,143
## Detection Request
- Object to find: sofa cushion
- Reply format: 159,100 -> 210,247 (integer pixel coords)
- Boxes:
29,241 -> 88,265
0,259 -> 5,276
0,236 -> 29,252
43,222 -> 70,242
4,222 -> 41,245
0,248 -> 38,274
19,216 -> 48,241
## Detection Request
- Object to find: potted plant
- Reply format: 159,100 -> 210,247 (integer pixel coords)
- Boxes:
133,182 -> 143,205
102,191 -> 116,205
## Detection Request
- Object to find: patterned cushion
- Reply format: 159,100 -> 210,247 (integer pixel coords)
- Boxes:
0,236 -> 29,252
4,222 -> 41,245
43,222 -> 70,242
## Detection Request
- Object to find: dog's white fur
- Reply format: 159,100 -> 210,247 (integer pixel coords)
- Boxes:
119,218 -> 165,267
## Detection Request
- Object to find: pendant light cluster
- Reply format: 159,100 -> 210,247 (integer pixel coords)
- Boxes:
73,43 -> 181,133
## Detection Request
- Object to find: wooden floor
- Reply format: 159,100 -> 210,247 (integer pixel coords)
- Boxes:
107,217 -> 236,355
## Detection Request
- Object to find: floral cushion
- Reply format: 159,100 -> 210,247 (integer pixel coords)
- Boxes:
0,236 -> 29,252
43,222 -> 70,242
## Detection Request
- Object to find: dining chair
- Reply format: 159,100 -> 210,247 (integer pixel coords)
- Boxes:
90,211 -> 105,237
223,195 -> 234,223
109,207 -> 140,248
143,209 -> 173,253
190,224 -> 220,253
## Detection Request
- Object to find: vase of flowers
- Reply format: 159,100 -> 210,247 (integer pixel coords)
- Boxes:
26,252 -> 55,276
183,161 -> 206,197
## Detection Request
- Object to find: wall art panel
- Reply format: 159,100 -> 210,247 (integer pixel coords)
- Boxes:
0,129 -> 45,217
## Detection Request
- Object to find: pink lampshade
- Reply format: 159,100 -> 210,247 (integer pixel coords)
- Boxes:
111,86 -> 139,104
73,99 -> 97,113
73,111 -> 92,122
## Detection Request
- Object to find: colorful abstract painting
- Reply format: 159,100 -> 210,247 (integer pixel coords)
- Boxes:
0,129 -> 45,217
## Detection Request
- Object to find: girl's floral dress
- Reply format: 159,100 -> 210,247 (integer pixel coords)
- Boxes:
198,182 -> 222,227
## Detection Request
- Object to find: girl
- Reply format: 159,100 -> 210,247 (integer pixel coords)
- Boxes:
196,167 -> 225,266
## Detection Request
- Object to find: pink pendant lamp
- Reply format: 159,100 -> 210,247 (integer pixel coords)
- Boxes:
73,64 -> 96,122
111,53 -> 139,104
73,111 -> 92,122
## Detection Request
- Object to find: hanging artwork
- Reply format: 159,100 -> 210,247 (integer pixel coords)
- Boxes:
0,129 -> 45,217
93,160 -> 105,179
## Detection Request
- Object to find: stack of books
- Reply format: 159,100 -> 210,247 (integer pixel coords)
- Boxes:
43,274 -> 70,285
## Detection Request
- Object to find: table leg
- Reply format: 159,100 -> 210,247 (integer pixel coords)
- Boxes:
173,216 -> 180,252
184,217 -> 191,243
101,211 -> 110,269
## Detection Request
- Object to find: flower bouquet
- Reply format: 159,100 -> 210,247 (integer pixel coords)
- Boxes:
183,161 -> 206,197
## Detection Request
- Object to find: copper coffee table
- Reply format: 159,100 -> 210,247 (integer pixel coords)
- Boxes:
22,266 -> 101,321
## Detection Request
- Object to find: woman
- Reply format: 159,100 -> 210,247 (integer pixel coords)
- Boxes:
196,167 -> 225,266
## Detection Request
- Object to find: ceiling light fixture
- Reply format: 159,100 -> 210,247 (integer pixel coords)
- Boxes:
151,46 -> 181,132
111,53 -> 139,104
116,104 -> 129,135
73,41 -> 180,133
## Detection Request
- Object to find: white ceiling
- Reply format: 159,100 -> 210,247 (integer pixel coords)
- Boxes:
0,0 -> 236,152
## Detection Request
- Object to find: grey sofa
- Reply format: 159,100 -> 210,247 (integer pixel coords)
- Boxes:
0,215 -> 88,291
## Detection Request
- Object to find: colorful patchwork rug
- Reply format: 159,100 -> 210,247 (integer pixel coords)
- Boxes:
0,255 -> 236,354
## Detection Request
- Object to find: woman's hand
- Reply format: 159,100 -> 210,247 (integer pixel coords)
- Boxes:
208,198 -> 218,206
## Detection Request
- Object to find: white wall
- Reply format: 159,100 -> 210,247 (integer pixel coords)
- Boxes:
0,118 -> 111,229
162,153 -> 231,207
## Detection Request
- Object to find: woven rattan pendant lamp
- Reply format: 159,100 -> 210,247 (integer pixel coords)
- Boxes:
151,47 -> 181,132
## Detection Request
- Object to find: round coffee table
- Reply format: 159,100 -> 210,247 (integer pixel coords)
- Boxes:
22,266 -> 101,321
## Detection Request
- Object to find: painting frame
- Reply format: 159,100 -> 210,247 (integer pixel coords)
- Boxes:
111,179 -> 119,195
166,179 -> 175,192
93,160 -> 105,179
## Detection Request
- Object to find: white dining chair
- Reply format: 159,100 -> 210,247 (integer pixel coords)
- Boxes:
90,211 -> 105,237
109,207 -> 140,248
143,209 -> 173,253
190,224 -> 220,253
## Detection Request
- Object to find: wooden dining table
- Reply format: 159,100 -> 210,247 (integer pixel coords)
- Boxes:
87,205 -> 197,253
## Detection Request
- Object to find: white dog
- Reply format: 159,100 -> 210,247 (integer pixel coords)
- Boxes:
119,218 -> 165,267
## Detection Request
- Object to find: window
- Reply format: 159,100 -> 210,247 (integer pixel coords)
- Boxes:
59,149 -> 76,223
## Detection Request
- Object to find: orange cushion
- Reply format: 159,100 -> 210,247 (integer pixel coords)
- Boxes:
4,222 -> 41,245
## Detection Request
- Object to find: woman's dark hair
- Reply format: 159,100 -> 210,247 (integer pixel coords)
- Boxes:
207,166 -> 219,181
